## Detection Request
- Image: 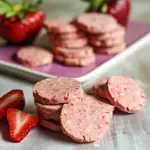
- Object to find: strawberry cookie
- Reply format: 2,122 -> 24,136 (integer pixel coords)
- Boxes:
93,77 -> 110,98
94,42 -> 126,54
75,13 -> 117,33
60,95 -> 114,143
55,53 -> 95,66
35,101 -> 63,115
17,46 -> 53,67
44,18 -> 78,34
105,76 -> 146,113
89,25 -> 125,41
54,46 -> 94,58
33,77 -> 83,104
51,31 -> 86,40
40,120 -> 62,132
53,37 -> 88,48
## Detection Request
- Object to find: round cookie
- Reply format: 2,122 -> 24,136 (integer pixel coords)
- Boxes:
94,43 -> 126,55
37,109 -> 60,121
44,18 -> 78,34
75,13 -> 117,33
95,97 -> 115,113
52,31 -> 86,40
53,37 -> 88,48
55,53 -> 95,66
33,77 -> 82,104
89,25 -> 125,41
35,101 -> 63,115
60,95 -> 113,143
17,46 -> 53,67
105,76 -> 146,113
89,36 -> 124,47
93,77 -> 110,98
40,120 -> 61,132
54,46 -> 94,58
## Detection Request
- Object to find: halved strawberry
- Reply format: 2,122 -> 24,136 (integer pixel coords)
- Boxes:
7,108 -> 39,142
0,89 -> 25,120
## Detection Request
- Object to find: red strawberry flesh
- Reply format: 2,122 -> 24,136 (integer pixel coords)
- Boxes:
0,89 -> 25,120
107,0 -> 131,26
7,108 -> 39,142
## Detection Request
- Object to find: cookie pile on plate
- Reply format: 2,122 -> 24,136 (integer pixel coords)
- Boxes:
75,13 -> 126,54
44,19 -> 95,66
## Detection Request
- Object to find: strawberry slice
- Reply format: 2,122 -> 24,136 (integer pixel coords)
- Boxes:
7,108 -> 39,142
0,89 -> 25,120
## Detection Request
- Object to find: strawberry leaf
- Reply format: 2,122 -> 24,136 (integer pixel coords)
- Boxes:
101,4 -> 108,13
6,11 -> 17,18
0,8 -> 9,15
92,0 -> 103,10
85,4 -> 94,12
0,1 -> 12,11
29,6 -> 38,11
18,11 -> 26,19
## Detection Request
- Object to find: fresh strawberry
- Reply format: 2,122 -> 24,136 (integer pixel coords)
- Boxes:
107,0 -> 130,27
0,0 -> 45,45
82,0 -> 131,27
0,89 -> 25,120
7,108 -> 39,142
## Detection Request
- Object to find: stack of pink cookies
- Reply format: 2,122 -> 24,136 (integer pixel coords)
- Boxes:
44,19 -> 95,66
33,77 -> 84,132
33,77 -> 115,143
75,13 -> 126,55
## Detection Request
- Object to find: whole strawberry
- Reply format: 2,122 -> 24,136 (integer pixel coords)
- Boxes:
0,0 -> 45,45
82,0 -> 130,27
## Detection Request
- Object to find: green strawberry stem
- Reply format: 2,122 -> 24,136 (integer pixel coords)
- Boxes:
0,0 -> 43,19
82,0 -> 117,13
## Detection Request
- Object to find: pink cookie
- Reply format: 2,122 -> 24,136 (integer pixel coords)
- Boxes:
51,31 -> 86,40
44,18 -> 78,34
40,120 -> 62,132
35,101 -> 63,113
94,43 -> 126,55
60,95 -> 113,143
37,109 -> 61,121
17,46 -> 53,67
54,46 -> 94,58
89,37 -> 124,47
33,77 -> 82,104
93,77 -> 110,98
75,13 -> 117,33
55,53 -> 95,66
89,25 -> 125,41
53,37 -> 88,48
105,76 -> 146,113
